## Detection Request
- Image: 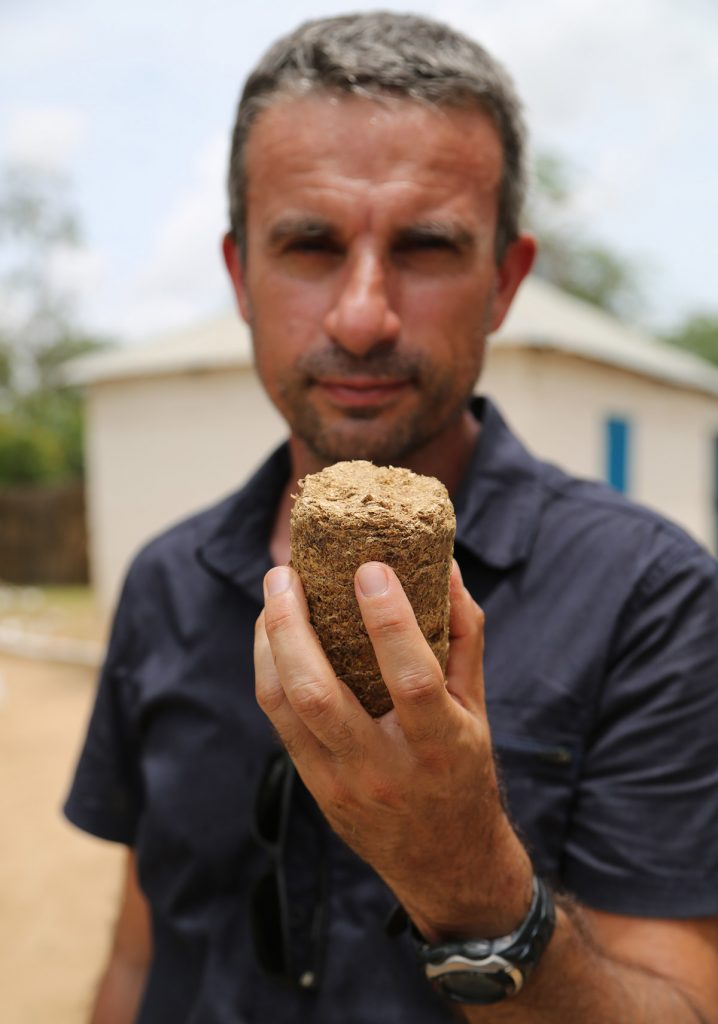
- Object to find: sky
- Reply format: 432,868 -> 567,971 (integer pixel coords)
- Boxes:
1,0 -> 716,344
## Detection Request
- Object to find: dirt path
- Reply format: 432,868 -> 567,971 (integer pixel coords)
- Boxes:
0,653 -> 124,1024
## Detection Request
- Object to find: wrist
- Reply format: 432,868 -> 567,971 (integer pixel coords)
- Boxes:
410,823 -> 534,943
416,875 -> 557,1006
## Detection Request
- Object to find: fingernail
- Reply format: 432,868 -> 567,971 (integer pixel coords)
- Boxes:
357,562 -> 389,597
265,566 -> 291,596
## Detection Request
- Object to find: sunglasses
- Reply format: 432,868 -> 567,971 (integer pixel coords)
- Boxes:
250,749 -> 328,990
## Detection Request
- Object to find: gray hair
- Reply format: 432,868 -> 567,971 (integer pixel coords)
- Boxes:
228,11 -> 527,262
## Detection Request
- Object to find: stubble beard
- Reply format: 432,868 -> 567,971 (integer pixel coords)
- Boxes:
284,393 -> 454,465
270,343 -> 484,466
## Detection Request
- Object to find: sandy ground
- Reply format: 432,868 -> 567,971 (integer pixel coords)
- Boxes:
0,652 -> 124,1024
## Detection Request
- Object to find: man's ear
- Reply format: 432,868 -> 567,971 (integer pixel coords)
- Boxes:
488,233 -> 536,333
222,232 -> 252,323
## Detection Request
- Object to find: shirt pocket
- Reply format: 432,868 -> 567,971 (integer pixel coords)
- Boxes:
492,732 -> 581,884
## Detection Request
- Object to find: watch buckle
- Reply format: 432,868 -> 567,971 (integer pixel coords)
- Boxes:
424,953 -> 524,995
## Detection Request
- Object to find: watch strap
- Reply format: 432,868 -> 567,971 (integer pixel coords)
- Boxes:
416,874 -> 556,1004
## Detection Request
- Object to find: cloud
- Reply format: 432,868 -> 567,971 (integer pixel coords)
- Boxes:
4,106 -> 87,171
441,0 -> 718,132
115,131 -> 231,338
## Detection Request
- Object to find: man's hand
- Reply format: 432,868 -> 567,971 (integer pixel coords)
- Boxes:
255,560 -> 718,1022
254,559 -> 533,941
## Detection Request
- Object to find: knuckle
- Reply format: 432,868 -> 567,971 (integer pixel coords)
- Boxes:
369,609 -> 407,641
396,666 -> 442,706
290,676 -> 335,720
409,716 -> 447,749
264,603 -> 294,638
325,717 -> 361,765
365,776 -> 401,810
413,740 -> 451,771
325,780 -> 356,820
255,678 -> 285,715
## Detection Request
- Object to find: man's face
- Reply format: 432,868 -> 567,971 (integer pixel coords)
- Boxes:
225,93 -> 533,467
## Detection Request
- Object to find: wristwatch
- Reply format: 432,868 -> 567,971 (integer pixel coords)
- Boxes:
415,875 -> 556,1005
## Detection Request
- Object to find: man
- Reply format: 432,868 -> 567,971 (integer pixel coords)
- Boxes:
65,12 -> 718,1022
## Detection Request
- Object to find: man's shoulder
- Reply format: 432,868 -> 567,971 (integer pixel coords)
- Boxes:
466,398 -> 715,580
540,455 -> 688,541
535,455 -> 715,584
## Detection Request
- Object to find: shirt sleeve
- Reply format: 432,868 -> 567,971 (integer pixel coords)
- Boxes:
63,563 -> 144,845
563,532 -> 718,917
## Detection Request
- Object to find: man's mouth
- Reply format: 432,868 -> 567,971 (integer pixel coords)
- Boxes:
312,377 -> 411,407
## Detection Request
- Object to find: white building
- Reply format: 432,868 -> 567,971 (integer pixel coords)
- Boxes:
68,277 -> 718,609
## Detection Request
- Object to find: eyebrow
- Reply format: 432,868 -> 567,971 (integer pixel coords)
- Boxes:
267,215 -> 476,252
268,216 -> 338,248
393,221 -> 475,251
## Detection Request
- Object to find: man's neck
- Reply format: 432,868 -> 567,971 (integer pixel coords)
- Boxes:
269,408 -> 480,566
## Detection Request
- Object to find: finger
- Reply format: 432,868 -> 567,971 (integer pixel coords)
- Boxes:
262,565 -> 367,762
254,609 -> 317,761
354,562 -> 455,747
445,561 -> 486,712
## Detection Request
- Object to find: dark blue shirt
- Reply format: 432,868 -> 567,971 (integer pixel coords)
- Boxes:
65,397 -> 718,1023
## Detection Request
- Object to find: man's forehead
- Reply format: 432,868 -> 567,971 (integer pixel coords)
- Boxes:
250,90 -> 498,149
243,91 -> 504,193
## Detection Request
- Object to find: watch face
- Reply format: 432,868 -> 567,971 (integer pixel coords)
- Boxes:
437,970 -> 520,1005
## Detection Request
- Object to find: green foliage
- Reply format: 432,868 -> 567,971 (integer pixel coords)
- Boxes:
0,414 -> 65,484
0,339 -> 12,391
0,164 -> 112,487
664,313 -> 718,368
15,388 -> 86,478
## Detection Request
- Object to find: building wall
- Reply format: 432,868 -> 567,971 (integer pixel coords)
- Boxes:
86,366 -> 286,608
483,346 -> 718,550
87,349 -> 718,609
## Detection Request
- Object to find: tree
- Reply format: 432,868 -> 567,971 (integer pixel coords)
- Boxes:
664,313 -> 718,368
526,152 -> 644,321
0,164 -> 111,485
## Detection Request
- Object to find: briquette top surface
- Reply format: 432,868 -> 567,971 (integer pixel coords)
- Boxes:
293,460 -> 454,522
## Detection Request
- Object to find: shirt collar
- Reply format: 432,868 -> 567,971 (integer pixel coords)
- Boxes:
195,443 -> 291,604
196,396 -> 546,599
454,396 -> 545,570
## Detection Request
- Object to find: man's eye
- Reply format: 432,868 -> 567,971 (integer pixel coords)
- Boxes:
285,238 -> 341,254
395,236 -> 458,254
417,238 -> 453,249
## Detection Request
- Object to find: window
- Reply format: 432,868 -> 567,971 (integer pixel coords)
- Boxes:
605,416 -> 631,494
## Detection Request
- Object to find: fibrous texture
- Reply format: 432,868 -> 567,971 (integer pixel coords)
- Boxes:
290,460 -> 456,716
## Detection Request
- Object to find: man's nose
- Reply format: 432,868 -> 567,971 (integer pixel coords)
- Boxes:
323,249 -> 401,354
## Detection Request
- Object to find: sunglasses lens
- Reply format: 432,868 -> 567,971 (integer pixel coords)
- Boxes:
250,871 -> 289,976
255,753 -> 290,845
251,751 -> 326,990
